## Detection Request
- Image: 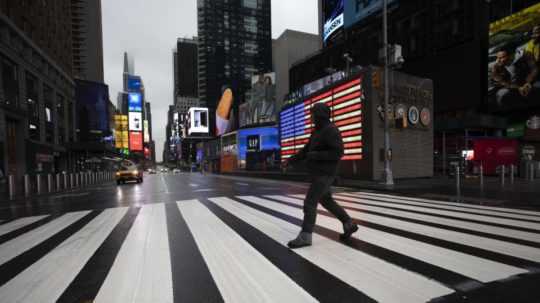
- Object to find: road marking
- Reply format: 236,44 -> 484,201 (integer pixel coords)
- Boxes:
0,216 -> 49,237
194,189 -> 214,192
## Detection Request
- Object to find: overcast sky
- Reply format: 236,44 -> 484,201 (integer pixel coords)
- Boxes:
102,0 -> 319,162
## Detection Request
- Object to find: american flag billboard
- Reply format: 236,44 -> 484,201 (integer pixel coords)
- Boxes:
280,77 -> 364,161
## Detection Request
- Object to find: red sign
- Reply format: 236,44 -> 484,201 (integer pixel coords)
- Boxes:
473,139 -> 518,175
129,131 -> 143,151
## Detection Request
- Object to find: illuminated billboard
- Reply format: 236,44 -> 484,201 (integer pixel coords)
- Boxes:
129,131 -> 143,151
127,75 -> 142,92
129,112 -> 142,131
216,88 -> 234,136
488,3 -> 540,112
188,107 -> 210,135
280,77 -> 363,162
128,92 -> 142,112
114,115 -> 129,149
240,73 -> 278,127
323,0 -> 344,43
143,120 -> 150,143
344,0 -> 398,28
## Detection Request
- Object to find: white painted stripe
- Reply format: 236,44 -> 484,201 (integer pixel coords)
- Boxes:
286,194 -> 540,262
259,195 -> 526,283
333,110 -> 362,122
95,204 -> 173,303
348,191 -> 540,217
333,194 -> 540,231
0,211 -> 91,266
321,195 -> 540,244
178,200 -> 317,303
189,183 -> 199,187
0,215 -> 49,237
333,98 -> 361,110
210,197 -> 453,303
344,149 -> 363,154
343,136 -> 362,143
338,123 -> 362,132
0,208 -> 128,303
333,85 -> 361,98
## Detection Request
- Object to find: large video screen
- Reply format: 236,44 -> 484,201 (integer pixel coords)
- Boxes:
188,107 -> 210,135
127,75 -> 142,92
216,88 -> 234,136
238,126 -> 279,162
323,0 -> 344,43
488,3 -> 540,112
240,73 -> 278,127
129,112 -> 143,131
280,77 -> 364,162
344,0 -> 398,28
128,92 -> 142,112
129,131 -> 143,151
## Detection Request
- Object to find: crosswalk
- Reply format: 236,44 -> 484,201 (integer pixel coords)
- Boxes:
0,191 -> 539,303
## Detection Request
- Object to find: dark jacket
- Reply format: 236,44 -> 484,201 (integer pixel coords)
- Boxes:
289,103 -> 344,176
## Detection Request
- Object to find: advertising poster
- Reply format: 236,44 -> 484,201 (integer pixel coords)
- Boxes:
127,75 -> 142,92
488,3 -> 540,112
216,88 -> 234,136
143,120 -> 150,143
128,92 -> 142,112
344,0 -> 398,28
323,0 -> 344,43
114,115 -> 129,149
129,131 -> 143,151
129,112 -> 142,131
241,73 -> 277,127
188,107 -> 210,135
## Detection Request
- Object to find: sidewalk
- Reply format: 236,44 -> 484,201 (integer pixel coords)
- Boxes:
223,171 -> 540,210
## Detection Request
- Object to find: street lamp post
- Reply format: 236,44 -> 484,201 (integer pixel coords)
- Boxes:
383,0 -> 394,186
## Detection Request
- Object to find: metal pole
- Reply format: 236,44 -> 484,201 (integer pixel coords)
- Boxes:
480,162 -> 484,189
442,132 -> 447,176
501,165 -> 506,187
36,174 -> 42,195
56,174 -> 61,191
510,165 -> 515,185
48,174 -> 53,193
9,175 -> 15,199
383,0 -> 394,186
24,174 -> 30,197
456,165 -> 461,202
64,173 -> 68,190
531,163 -> 535,181
70,173 -> 74,189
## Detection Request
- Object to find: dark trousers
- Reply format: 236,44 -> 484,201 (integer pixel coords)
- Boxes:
301,175 -> 352,233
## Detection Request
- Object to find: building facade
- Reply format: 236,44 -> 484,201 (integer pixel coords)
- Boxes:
197,0 -> 272,135
0,3 -> 77,193
174,37 -> 198,100
71,0 -> 105,82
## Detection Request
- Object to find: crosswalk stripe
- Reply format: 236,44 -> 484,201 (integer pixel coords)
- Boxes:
348,191 -> 540,217
332,194 -> 540,232
337,192 -> 540,223
0,208 -> 127,303
247,195 -> 526,283
94,204 -> 173,303
165,202 -> 223,303
204,197 -> 373,303
58,208 -> 140,303
178,199 -> 318,303
274,195 -> 540,264
0,215 -> 49,237
0,211 -> 91,266
291,194 -> 540,245
0,215 -> 60,246
210,196 -> 454,303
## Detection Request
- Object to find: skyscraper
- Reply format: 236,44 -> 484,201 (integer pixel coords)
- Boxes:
197,0 -> 272,135
71,0 -> 105,82
174,37 -> 199,100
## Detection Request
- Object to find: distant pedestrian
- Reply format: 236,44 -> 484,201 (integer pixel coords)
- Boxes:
283,103 -> 358,249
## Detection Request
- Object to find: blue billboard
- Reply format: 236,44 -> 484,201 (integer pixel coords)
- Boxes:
128,92 -> 142,112
238,127 -> 279,161
75,80 -> 110,140
127,75 -> 142,92
344,0 -> 398,28
323,0 -> 344,43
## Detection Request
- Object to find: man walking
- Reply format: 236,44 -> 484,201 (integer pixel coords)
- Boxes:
284,103 -> 358,249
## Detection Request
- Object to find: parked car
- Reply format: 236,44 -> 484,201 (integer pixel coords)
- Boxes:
172,168 -> 181,174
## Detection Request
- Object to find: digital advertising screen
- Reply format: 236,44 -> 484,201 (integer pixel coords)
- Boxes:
127,75 -> 142,92
188,107 -> 210,135
144,120 -> 150,143
280,77 -> 364,162
241,73 -> 278,127
129,112 -> 143,132
128,92 -> 142,112
488,3 -> 540,112
344,0 -> 398,28
323,0 -> 344,43
129,131 -> 143,151
216,88 -> 234,136
238,127 -> 279,162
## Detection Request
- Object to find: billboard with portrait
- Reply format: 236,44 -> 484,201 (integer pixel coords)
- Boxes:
323,0 -> 344,43
129,112 -> 143,131
128,92 -> 142,112
344,0 -> 398,28
240,73 -> 277,127
488,3 -> 540,112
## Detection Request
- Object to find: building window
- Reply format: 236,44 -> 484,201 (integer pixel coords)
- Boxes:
57,94 -> 65,144
244,16 -> 258,33
244,41 -> 258,55
2,57 -> 19,107
44,85 -> 54,143
242,0 -> 259,9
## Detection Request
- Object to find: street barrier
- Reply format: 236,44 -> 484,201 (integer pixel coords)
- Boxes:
56,174 -> 61,191
500,165 -> 506,187
479,163 -> 484,190
510,165 -> 515,185
48,174 -> 53,193
36,174 -> 42,194
63,173 -> 68,190
9,175 -> 15,199
455,165 -> 461,202
24,174 -> 30,197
